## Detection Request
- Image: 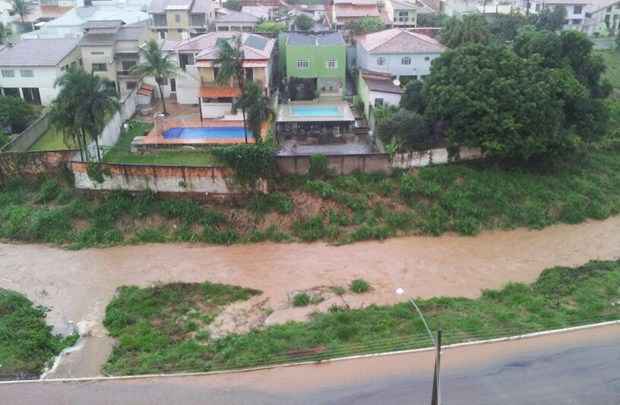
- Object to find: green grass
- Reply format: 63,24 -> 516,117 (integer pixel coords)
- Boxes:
29,126 -> 77,152
350,279 -> 370,294
103,121 -> 217,166
0,289 -> 78,380
2,147 -> 620,248
103,282 -> 261,375
102,260 -> 620,375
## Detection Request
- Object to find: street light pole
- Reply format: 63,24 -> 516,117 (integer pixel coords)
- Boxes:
395,288 -> 442,405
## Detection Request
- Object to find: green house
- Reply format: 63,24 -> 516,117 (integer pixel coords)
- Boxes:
279,32 -> 346,100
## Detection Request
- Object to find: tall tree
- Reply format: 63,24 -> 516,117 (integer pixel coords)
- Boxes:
294,14 -> 314,32
400,80 -> 425,113
132,39 -> 177,115
533,6 -> 567,32
215,35 -> 250,142
235,81 -> 274,143
346,16 -> 385,36
440,14 -> 491,48
51,68 -> 119,161
424,44 -> 588,161
10,0 -> 32,23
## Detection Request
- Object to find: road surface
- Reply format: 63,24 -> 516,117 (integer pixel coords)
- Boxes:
2,324 -> 619,404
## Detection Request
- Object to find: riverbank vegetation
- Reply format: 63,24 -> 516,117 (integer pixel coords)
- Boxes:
1,145 -> 620,248
103,259 -> 620,375
0,289 -> 78,380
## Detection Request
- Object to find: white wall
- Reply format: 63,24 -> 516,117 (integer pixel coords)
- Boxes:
0,66 -> 61,105
369,90 -> 401,108
357,43 -> 440,79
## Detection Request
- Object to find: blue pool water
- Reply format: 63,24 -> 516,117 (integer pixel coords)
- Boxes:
291,105 -> 341,117
163,127 -> 253,140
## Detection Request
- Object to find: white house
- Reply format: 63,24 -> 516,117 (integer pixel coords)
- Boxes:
0,38 -> 81,105
356,28 -> 445,82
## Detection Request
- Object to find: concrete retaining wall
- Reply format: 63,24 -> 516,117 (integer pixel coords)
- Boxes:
71,162 -> 239,194
392,147 -> 483,169
276,153 -> 392,175
2,113 -> 51,153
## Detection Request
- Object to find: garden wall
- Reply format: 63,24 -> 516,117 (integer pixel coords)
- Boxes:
98,89 -> 138,152
392,147 -> 483,169
276,153 -> 392,175
71,162 -> 240,195
1,113 -> 50,153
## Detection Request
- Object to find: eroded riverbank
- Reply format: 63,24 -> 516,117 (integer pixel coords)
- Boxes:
1,216 -> 619,378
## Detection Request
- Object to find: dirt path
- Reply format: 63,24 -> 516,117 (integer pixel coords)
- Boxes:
1,217 -> 620,378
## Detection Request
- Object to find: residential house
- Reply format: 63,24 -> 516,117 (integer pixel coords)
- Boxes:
279,32 -> 346,100
356,28 -> 444,82
583,0 -> 620,35
0,38 -> 81,105
329,0 -> 391,31
79,20 -> 148,96
387,0 -> 417,27
241,6 -> 276,21
356,69 -> 402,118
165,31 -> 275,118
148,0 -> 215,41
236,0 -> 280,7
23,5 -> 149,39
213,9 -> 259,32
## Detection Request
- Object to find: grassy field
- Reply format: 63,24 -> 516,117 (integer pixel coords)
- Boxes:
102,260 -> 620,375
103,121 -> 218,166
103,282 -> 260,375
1,146 -> 620,248
0,289 -> 78,380
29,126 -> 77,152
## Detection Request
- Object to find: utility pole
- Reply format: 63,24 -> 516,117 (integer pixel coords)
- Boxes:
431,330 -> 442,405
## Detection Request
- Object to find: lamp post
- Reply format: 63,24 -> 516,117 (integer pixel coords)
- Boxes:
395,288 -> 442,405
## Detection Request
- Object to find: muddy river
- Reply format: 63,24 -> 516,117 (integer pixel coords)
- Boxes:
1,217 -> 619,378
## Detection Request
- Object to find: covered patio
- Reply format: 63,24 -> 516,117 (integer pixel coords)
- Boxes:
276,102 -> 357,145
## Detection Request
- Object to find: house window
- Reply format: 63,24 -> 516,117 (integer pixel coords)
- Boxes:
376,56 -> 385,66
375,98 -> 384,107
401,56 -> 411,65
121,61 -> 136,71
20,69 -> 34,77
92,63 -> 107,72
327,58 -> 337,69
91,51 -> 104,55
398,10 -> 408,16
574,5 -> 583,13
153,14 -> 166,26
175,14 -> 181,23
2,87 -> 19,97
177,29 -> 183,33
158,30 -> 167,39
126,81 -> 137,90
297,59 -> 309,69
1,69 -> 15,78
425,56 -> 431,61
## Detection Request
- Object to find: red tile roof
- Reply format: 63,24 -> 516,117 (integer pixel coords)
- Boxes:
199,85 -> 241,98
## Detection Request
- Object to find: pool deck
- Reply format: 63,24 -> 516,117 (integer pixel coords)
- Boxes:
277,101 -> 356,123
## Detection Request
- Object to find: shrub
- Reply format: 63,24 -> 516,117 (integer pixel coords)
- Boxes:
159,199 -> 204,223
305,180 -> 336,198
292,216 -> 328,242
293,292 -> 311,307
133,227 -> 168,243
350,278 -> 370,294
201,225 -> 239,245
308,154 -> 330,179
349,224 -> 393,242
212,144 -> 276,191
36,179 -> 61,204
248,192 -> 294,215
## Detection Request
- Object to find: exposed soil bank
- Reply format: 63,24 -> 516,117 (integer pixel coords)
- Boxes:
1,216 -> 619,378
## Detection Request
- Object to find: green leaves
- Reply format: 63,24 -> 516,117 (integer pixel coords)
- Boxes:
212,144 -> 276,191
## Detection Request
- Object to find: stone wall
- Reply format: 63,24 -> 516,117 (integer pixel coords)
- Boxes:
0,150 -> 78,182
71,162 -> 240,195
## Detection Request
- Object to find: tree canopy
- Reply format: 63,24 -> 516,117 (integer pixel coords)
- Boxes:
132,39 -> 177,115
0,96 -> 35,134
223,0 -> 241,11
294,14 -> 314,32
532,6 -> 567,32
423,44 -> 597,161
346,16 -> 385,36
255,21 -> 287,33
440,14 -> 491,48
399,80 -> 425,114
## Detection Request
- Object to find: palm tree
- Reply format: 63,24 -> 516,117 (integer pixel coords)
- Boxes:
214,35 -> 250,141
131,39 -> 177,115
51,68 -> 119,162
236,81 -> 273,143
10,0 -> 32,23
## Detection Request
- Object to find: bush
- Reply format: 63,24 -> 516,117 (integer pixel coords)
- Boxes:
248,192 -> 294,215
293,292 -> 311,307
36,179 -> 61,204
0,96 -> 35,133
212,144 -> 276,190
292,216 -> 330,242
305,180 -> 336,198
350,278 -> 370,294
159,199 -> 204,223
308,154 -> 330,179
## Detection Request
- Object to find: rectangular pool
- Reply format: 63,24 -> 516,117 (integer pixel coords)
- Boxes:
163,127 -> 253,140
291,105 -> 341,117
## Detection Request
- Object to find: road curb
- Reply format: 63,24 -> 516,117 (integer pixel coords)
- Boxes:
2,319 -> 619,385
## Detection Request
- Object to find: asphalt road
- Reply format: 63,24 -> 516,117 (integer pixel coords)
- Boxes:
2,325 -> 619,405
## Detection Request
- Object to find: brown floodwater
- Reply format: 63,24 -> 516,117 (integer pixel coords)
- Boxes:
1,216 -> 619,378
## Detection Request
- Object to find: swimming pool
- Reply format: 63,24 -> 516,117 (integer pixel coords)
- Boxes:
290,105 -> 342,117
163,127 -> 253,140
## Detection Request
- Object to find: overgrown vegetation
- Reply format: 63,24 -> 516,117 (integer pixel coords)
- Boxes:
102,260 -> 620,374
3,145 -> 620,248
0,289 -> 78,380
103,282 -> 260,375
